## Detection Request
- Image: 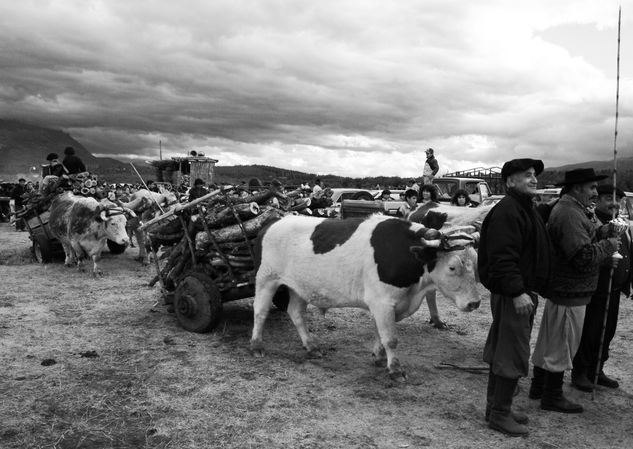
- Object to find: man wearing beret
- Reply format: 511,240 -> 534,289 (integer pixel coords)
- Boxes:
571,185 -> 630,392
479,158 -> 552,436
530,168 -> 621,413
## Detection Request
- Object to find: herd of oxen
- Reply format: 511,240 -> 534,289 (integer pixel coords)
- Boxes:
46,187 -> 490,379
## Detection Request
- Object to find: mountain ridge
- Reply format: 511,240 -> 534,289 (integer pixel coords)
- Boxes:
1,119 -> 631,188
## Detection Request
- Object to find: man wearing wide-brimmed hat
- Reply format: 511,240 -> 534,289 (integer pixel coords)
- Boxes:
479,158 -> 552,436
571,185 -> 631,392
530,168 -> 621,414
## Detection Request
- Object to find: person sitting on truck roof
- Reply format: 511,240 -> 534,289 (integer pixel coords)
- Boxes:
62,146 -> 86,175
450,188 -> 476,207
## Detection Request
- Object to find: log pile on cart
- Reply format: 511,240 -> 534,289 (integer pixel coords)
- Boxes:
142,185 -> 312,332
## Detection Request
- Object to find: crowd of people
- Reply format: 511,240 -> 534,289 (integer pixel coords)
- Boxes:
479,158 -> 629,437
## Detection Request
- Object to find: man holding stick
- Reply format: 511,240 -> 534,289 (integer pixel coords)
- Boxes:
571,185 -> 631,392
529,169 -> 621,413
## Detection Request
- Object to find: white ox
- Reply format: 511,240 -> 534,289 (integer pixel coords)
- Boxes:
49,192 -> 132,276
117,188 -> 179,263
250,214 -> 481,379
408,203 -> 493,328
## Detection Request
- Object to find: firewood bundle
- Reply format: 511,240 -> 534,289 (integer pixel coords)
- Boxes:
148,186 -> 310,292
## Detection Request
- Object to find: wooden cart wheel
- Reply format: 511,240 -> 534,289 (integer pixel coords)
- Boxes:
107,239 -> 127,254
173,272 -> 223,333
32,234 -> 54,264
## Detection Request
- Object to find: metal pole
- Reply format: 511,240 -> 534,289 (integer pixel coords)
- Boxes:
592,6 -> 622,400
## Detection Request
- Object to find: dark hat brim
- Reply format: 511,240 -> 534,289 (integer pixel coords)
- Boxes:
554,174 -> 608,186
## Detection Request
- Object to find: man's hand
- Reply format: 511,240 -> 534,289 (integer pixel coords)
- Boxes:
512,293 -> 534,316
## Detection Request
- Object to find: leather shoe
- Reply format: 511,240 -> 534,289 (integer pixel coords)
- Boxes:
571,371 -> 594,392
597,371 -> 619,389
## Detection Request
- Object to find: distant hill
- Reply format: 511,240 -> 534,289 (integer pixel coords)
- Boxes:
2,119 -> 632,189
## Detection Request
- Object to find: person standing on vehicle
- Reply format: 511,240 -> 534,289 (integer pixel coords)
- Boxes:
479,158 -> 551,436
62,147 -> 86,174
530,168 -> 620,414
422,148 -> 439,184
11,178 -> 27,231
570,185 -> 631,392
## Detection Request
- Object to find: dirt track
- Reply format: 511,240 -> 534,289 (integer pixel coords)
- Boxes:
1,222 -> 633,449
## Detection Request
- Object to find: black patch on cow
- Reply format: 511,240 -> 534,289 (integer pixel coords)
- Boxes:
370,219 -> 436,288
311,218 -> 364,254
421,210 -> 447,230
408,202 -> 440,225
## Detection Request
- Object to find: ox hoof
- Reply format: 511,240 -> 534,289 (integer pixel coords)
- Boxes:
373,358 -> 387,368
306,348 -> 324,359
430,318 -> 448,330
388,370 -> 408,382
250,341 -> 265,358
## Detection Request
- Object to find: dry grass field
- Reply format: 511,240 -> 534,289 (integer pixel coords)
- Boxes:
1,222 -> 633,449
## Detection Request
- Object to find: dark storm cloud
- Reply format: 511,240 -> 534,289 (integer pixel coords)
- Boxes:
1,0 -> 632,177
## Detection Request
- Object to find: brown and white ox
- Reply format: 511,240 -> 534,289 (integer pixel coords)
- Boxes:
250,214 -> 481,379
117,188 -> 179,264
49,192 -> 132,276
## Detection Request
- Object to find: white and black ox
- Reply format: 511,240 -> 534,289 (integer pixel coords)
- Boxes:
250,214 -> 481,379
49,192 -> 133,276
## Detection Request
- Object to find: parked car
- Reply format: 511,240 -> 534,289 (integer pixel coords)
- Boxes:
433,177 -> 492,205
478,194 -> 504,207
534,187 -> 561,205
321,188 -> 375,217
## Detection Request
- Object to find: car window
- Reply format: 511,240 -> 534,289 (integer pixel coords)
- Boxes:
434,180 -> 457,199
464,182 -> 479,195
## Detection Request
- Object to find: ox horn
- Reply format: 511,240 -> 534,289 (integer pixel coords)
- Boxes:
99,209 -> 108,221
124,207 -> 136,218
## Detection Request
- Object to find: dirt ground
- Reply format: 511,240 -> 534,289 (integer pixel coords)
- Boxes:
1,222 -> 632,449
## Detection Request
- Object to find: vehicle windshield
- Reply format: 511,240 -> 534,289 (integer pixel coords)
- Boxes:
434,180 -> 458,200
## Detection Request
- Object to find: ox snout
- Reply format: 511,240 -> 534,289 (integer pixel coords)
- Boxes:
465,300 -> 480,312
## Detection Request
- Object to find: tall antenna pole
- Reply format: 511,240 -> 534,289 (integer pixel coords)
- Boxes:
592,5 -> 622,401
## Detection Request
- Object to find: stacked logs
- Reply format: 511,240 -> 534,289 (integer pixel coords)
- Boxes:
147,186 -> 312,292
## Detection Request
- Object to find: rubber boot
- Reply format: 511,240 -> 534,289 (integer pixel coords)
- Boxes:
528,366 -> 545,400
541,371 -> 583,413
488,376 -> 528,436
571,367 -> 594,392
485,371 -> 528,424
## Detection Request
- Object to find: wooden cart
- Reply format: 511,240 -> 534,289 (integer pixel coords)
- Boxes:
141,187 -> 294,333
20,204 -> 128,264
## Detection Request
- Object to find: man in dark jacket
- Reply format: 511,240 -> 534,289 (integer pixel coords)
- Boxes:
571,185 -> 630,391
188,178 -> 208,201
478,158 -> 551,436
11,178 -> 27,231
530,169 -> 620,414
62,147 -> 86,174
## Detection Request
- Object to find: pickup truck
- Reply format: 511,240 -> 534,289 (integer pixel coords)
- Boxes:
433,177 -> 492,205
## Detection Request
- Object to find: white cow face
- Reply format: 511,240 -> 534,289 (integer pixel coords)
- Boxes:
103,214 -> 130,246
429,246 -> 480,312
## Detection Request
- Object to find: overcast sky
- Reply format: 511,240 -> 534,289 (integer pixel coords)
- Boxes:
1,0 -> 632,177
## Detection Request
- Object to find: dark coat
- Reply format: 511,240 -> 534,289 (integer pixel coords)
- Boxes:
10,183 -> 26,209
62,155 -> 86,174
478,188 -> 551,298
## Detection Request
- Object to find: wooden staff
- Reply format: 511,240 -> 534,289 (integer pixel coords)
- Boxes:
592,6 -> 622,401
